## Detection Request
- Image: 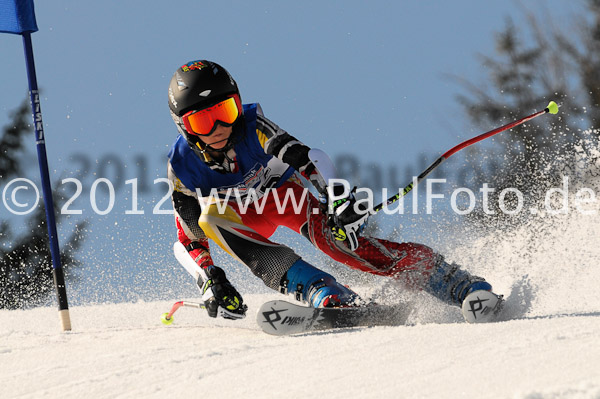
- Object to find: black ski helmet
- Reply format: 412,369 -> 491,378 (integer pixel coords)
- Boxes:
168,60 -> 243,152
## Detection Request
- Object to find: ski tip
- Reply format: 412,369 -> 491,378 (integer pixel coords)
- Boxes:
546,101 -> 559,115
461,290 -> 504,324
257,300 -> 316,336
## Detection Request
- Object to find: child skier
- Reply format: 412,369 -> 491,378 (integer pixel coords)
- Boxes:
167,60 -> 500,321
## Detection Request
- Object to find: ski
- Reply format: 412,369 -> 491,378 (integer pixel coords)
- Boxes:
257,300 -> 411,336
461,290 -> 504,323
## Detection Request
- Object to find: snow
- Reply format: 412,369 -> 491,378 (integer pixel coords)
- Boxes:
3,181 -> 600,399
2,296 -> 600,399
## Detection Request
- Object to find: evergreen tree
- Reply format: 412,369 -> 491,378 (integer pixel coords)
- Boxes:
455,1 -> 600,224
0,100 -> 86,309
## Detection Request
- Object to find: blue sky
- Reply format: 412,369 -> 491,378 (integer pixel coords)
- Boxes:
0,1 -> 586,303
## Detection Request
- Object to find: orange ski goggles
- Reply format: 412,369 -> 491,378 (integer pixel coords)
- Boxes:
182,94 -> 242,136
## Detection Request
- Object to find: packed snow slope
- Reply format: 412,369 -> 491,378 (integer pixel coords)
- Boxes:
3,203 -> 600,399
1,296 -> 599,399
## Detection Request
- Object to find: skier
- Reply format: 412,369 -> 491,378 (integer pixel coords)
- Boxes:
167,60 -> 500,321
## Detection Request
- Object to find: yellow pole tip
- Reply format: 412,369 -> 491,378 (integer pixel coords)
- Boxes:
546,101 -> 559,115
160,313 -> 174,325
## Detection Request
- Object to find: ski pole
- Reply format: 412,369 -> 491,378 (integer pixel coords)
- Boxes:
371,101 -> 560,214
160,300 -> 205,325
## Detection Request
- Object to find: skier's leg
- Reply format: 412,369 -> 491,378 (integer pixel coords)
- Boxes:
353,240 -> 493,305
197,198 -> 358,307
302,194 -> 493,306
352,238 -> 493,306
333,236 -> 492,306
198,199 -> 295,291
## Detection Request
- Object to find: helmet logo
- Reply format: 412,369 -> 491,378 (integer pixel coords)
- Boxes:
199,90 -> 211,97
181,60 -> 207,72
169,87 -> 178,108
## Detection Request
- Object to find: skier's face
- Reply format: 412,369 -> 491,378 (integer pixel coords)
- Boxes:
198,124 -> 232,150
182,95 -> 241,137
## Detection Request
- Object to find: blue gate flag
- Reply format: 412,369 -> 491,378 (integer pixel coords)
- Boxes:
0,0 -> 38,34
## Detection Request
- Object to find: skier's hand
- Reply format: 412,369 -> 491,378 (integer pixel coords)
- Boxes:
326,185 -> 369,251
199,265 -> 247,320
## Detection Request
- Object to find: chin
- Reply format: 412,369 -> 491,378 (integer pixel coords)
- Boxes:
209,142 -> 227,150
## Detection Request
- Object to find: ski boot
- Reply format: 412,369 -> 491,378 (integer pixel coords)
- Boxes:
426,259 -> 503,323
280,259 -> 360,308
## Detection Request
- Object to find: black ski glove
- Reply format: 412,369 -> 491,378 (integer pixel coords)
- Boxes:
199,265 -> 247,320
